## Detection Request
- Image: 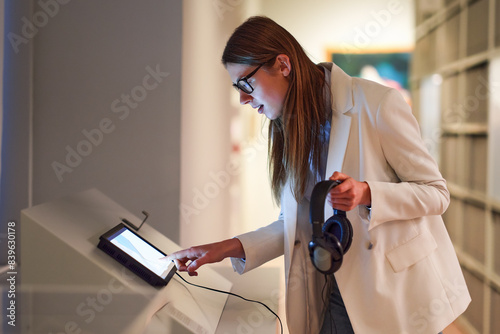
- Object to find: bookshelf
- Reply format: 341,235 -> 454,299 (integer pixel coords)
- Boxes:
412,0 -> 500,333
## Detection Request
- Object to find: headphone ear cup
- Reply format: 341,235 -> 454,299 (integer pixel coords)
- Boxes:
309,237 -> 343,275
323,214 -> 353,253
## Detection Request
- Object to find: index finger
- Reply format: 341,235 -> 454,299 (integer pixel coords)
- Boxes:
166,246 -> 205,262
161,249 -> 189,263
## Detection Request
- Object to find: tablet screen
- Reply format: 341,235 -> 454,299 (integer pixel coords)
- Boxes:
108,226 -> 172,279
98,223 -> 176,286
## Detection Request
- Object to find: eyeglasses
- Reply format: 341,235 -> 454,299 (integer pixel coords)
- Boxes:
233,63 -> 264,94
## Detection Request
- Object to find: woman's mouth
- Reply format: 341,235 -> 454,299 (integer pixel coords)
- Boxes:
257,105 -> 264,114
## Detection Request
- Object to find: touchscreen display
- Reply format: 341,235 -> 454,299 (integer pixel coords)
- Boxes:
107,226 -> 173,279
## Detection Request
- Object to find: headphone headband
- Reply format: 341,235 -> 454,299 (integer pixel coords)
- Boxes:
309,180 -> 341,238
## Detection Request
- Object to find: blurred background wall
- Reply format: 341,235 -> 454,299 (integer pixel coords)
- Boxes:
1,0 -> 182,241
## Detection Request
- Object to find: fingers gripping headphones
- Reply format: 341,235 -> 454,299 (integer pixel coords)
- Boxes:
309,180 -> 353,275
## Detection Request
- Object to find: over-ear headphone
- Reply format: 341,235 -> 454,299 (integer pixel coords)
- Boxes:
309,180 -> 353,275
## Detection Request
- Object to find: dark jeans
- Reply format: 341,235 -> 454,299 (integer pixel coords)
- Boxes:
318,276 -> 444,334
319,277 -> 354,334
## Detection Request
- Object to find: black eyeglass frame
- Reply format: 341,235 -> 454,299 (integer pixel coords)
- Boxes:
232,63 -> 265,94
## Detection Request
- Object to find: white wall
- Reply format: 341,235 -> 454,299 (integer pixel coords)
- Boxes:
1,0 -> 183,244
261,0 -> 415,62
1,0 -> 33,263
33,0 -> 182,239
180,1 -> 252,246
0,0 -> 4,170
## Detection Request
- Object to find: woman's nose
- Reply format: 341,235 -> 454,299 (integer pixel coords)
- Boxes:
239,91 -> 252,105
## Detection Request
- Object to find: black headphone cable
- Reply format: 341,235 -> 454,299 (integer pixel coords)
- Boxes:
321,274 -> 335,334
175,272 -> 284,334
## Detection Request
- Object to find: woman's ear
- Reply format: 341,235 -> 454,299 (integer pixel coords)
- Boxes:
276,54 -> 291,77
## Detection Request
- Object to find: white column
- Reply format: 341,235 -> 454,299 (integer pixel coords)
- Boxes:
180,1 -> 244,246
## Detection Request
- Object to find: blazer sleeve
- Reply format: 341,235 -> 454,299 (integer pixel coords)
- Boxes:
230,219 -> 285,274
365,89 -> 450,230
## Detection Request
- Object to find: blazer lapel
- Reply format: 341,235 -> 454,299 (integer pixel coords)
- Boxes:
325,64 -> 354,217
325,63 -> 354,178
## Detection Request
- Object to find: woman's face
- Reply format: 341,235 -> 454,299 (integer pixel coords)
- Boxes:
226,57 -> 290,120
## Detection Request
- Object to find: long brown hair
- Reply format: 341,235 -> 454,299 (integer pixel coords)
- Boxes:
222,16 -> 327,204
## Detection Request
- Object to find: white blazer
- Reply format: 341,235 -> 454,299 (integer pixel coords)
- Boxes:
232,63 -> 471,334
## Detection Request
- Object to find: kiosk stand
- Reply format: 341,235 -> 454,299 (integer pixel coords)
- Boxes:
19,189 -> 232,334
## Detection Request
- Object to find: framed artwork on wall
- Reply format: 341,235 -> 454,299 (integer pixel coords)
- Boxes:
329,51 -> 412,105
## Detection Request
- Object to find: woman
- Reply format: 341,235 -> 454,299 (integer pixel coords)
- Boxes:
164,16 -> 470,334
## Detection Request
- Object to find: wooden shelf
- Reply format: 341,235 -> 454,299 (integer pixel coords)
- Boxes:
442,123 -> 488,135
413,0 -> 500,332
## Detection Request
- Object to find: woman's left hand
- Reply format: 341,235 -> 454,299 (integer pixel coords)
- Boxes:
328,171 -> 371,211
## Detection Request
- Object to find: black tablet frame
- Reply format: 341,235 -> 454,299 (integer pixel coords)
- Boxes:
97,223 -> 176,287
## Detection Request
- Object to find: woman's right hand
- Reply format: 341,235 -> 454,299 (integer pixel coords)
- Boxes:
162,238 -> 245,276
